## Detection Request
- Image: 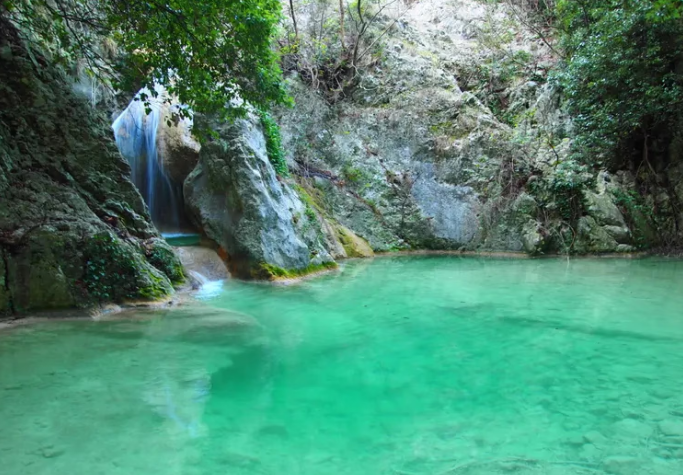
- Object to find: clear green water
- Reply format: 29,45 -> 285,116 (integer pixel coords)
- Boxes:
2,257 -> 683,475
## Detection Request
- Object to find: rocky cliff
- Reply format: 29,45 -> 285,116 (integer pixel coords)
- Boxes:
0,19 -> 183,315
184,113 -> 339,279
274,0 -> 682,255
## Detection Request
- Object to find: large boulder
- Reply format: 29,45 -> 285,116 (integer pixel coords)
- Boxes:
574,216 -> 620,253
184,113 -> 335,278
584,190 -> 627,227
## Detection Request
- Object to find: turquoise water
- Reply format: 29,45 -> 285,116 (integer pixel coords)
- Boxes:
2,256 -> 683,475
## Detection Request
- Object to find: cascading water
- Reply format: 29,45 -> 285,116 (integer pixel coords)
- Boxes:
112,87 -> 186,232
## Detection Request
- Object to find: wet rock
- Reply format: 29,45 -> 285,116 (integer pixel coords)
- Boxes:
174,246 -> 229,282
157,102 -> 201,183
612,418 -> 653,439
583,430 -> 608,446
659,420 -> 683,437
601,456 -> 642,475
0,20 -> 177,313
334,224 -> 374,258
616,244 -> 636,253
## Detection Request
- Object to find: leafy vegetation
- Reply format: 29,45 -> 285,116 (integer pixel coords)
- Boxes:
258,110 -> 289,176
527,160 -> 591,224
83,233 -> 171,303
3,0 -> 288,125
555,0 -> 683,168
144,239 -> 185,285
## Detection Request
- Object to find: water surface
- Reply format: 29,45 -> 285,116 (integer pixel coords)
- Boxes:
2,256 -> 683,474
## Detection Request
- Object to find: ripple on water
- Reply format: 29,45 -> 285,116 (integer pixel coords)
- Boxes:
1,256 -> 683,475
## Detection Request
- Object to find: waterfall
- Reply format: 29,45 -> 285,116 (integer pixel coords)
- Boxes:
112,87 -> 185,232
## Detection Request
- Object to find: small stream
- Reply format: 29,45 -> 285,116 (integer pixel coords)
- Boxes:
1,256 -> 683,475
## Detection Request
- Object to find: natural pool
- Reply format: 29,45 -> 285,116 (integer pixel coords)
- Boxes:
2,256 -> 683,475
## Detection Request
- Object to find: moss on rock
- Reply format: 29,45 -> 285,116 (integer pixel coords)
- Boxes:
0,20 -> 179,314
83,233 -> 173,303
254,261 -> 338,280
144,238 -> 186,285
574,216 -> 619,254
334,225 -> 374,258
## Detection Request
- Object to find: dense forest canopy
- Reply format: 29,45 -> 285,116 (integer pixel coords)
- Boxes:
556,0 -> 683,170
1,0 -> 288,119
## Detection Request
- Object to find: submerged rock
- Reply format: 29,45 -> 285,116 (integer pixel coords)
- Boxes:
659,420 -> 683,437
601,456 -> 642,475
174,246 -> 229,282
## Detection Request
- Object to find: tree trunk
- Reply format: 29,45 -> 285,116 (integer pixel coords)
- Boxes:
289,0 -> 298,42
339,0 -> 346,50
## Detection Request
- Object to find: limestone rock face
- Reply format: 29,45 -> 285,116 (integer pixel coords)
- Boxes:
575,217 -> 620,253
585,190 -> 627,227
334,224 -> 374,258
274,0 -> 680,254
275,0 -> 540,252
184,114 -> 334,278
157,101 -> 201,183
0,20 -> 181,315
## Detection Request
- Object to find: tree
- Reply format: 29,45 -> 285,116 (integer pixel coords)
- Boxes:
555,0 -> 683,170
2,0 -> 289,125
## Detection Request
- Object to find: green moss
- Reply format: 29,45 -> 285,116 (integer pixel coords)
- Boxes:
144,238 -> 186,285
255,261 -> 338,280
292,183 -> 325,213
83,233 -> 173,303
342,164 -> 364,183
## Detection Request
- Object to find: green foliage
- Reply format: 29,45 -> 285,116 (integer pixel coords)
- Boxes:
304,205 -> 317,223
258,110 -> 289,176
144,239 -> 185,285
528,160 -> 591,222
4,0 -> 289,126
342,164 -> 363,183
555,0 -> 683,165
83,233 -> 170,303
611,188 -> 656,248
